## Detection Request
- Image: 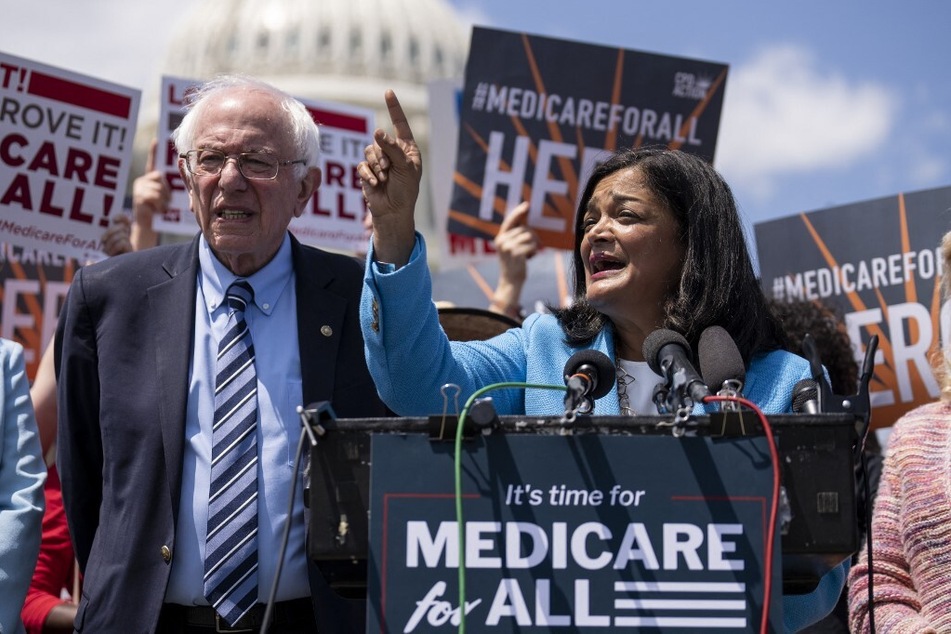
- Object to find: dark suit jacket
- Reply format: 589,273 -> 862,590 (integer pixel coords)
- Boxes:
55,234 -> 386,633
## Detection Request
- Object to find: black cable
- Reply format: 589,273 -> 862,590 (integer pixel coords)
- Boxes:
259,427 -> 309,634
862,448 -> 875,633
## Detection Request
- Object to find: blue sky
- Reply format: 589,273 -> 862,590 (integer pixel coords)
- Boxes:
2,0 -> 950,247
448,0 -> 951,231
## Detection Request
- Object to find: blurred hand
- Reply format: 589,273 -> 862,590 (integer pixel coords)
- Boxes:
494,201 -> 539,288
100,214 -> 133,257
130,138 -> 168,251
489,202 -> 539,320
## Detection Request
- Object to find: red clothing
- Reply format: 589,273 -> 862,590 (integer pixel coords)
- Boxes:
21,466 -> 76,634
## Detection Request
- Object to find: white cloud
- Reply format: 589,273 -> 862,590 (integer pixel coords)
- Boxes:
0,0 -> 192,89
905,151 -> 948,187
449,1 -> 494,33
716,44 -> 897,198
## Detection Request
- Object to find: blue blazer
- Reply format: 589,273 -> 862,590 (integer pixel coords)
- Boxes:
360,235 -> 846,632
56,234 -> 385,633
361,237 -> 810,417
0,338 -> 45,633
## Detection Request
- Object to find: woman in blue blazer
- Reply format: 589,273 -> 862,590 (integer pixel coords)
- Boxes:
357,90 -> 845,632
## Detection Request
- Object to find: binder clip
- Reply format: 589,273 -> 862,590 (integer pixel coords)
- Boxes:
428,384 -> 496,441
429,384 -> 461,441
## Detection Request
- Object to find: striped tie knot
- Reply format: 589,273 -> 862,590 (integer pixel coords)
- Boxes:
226,280 -> 254,315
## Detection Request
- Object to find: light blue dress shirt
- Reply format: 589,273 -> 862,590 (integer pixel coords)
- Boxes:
165,234 -> 310,604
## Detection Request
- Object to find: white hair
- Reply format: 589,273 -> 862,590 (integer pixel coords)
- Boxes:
170,74 -> 319,179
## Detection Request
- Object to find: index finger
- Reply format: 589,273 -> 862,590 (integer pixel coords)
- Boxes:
146,137 -> 158,172
384,89 -> 415,143
499,201 -> 531,232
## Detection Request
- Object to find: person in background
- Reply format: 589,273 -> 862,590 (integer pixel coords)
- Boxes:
20,463 -> 73,634
21,339 -> 75,634
847,230 -> 951,632
488,200 -> 540,321
56,74 -> 385,633
129,138 -> 171,252
769,298 -> 883,634
357,89 -> 846,631
769,298 -> 859,397
0,337 -> 46,634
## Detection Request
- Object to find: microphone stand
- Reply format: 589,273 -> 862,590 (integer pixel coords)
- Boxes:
800,333 -> 879,451
801,333 -> 880,633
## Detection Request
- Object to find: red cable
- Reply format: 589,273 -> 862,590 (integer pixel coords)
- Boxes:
703,395 -> 779,634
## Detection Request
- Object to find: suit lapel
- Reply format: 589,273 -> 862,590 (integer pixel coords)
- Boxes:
149,238 -> 200,516
292,237 -> 346,408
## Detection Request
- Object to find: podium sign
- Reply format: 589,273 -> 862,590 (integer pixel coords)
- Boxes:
367,433 -> 782,632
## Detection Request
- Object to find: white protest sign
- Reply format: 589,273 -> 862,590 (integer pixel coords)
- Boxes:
290,98 -> 374,253
0,52 -> 141,260
152,75 -> 198,235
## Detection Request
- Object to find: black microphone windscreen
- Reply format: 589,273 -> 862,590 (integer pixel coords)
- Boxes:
642,329 -> 691,376
563,349 -> 615,399
698,326 -> 746,389
792,379 -> 819,413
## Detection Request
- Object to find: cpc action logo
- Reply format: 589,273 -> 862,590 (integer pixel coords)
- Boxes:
672,72 -> 713,100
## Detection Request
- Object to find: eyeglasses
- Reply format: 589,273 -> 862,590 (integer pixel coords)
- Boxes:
180,149 -> 306,180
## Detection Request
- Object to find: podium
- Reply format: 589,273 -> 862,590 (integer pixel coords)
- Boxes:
305,413 -> 858,631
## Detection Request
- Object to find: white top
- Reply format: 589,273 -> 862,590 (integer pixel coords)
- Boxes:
616,358 -> 665,416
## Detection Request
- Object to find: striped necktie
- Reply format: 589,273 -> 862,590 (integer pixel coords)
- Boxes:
204,280 -> 259,624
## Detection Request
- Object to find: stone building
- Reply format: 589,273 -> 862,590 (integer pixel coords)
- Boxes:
135,0 -> 470,254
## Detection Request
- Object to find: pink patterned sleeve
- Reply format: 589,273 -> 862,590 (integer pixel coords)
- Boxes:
847,413 -> 940,633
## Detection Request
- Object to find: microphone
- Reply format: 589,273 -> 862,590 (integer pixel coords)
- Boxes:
697,326 -> 745,395
792,379 -> 819,414
563,349 -> 615,414
643,329 -> 710,410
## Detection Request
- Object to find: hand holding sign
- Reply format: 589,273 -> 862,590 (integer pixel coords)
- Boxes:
100,214 -> 133,257
130,138 -> 168,251
358,90 -> 422,267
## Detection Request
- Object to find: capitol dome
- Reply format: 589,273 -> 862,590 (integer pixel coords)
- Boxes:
162,0 -> 468,113
135,0 -> 471,258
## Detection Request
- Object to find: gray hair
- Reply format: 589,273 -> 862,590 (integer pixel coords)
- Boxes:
170,74 -> 319,179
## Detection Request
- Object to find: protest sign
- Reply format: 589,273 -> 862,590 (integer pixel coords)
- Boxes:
0,242 -> 75,376
291,99 -> 375,253
448,27 -> 728,250
368,433 -> 781,632
154,75 -> 374,253
426,77 -> 490,268
756,186 -> 951,427
152,75 -> 197,234
0,52 -> 141,261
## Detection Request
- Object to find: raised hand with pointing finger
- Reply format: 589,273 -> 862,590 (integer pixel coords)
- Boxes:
358,90 -> 422,268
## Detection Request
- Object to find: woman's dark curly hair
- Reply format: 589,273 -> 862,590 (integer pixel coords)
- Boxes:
768,299 -> 859,395
552,146 -> 787,363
